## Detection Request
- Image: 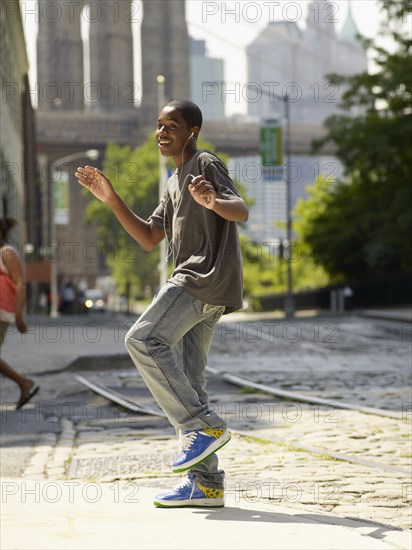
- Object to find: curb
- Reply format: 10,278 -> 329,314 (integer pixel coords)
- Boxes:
24,418 -> 75,480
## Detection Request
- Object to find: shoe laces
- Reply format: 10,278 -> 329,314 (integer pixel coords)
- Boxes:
180,430 -> 198,451
175,475 -> 196,498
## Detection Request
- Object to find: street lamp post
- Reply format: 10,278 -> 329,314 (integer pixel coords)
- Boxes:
157,75 -> 168,288
283,95 -> 295,318
49,149 -> 99,317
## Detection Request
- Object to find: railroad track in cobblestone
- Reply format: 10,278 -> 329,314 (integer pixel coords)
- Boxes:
76,374 -> 410,478
205,368 -> 410,477
205,367 -> 404,421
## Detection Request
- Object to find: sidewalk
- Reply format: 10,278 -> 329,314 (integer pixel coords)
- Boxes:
354,307 -> 411,322
1,307 -> 409,378
226,306 -> 411,323
1,478 -> 408,550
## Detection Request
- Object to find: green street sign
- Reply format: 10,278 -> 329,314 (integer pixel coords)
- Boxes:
54,170 -> 69,225
260,122 -> 283,166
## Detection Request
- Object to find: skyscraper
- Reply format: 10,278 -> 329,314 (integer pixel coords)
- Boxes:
190,38 -> 225,121
246,0 -> 367,122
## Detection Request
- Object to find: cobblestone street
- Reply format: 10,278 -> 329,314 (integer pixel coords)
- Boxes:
210,316 -> 411,409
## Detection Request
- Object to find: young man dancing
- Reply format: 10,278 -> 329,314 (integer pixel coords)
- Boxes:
76,100 -> 248,507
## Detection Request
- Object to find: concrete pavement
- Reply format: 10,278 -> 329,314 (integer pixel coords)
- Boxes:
1,478 -> 408,550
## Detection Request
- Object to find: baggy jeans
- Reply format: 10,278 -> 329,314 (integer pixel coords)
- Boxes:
124,282 -> 226,487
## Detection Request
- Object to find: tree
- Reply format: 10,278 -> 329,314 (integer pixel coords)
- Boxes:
241,232 -> 331,303
296,0 -> 412,281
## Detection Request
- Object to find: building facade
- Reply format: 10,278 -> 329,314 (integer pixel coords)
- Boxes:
246,1 -> 367,123
0,0 -> 38,250
229,153 -> 344,244
190,38 -> 225,121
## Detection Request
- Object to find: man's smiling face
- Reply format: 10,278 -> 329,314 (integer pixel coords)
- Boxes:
156,106 -> 196,163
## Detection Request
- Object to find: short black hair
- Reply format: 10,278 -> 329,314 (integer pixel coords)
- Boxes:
166,100 -> 202,130
0,217 -> 17,241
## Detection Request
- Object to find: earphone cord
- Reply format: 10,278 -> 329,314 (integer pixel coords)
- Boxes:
162,137 -> 196,263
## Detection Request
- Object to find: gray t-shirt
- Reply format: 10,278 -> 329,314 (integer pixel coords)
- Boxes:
148,150 -> 244,313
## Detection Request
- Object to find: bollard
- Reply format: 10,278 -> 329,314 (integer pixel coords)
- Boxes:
338,289 -> 345,314
330,290 -> 337,314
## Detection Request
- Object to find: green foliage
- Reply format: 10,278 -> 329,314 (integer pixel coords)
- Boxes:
299,0 -> 412,281
240,233 -> 330,301
295,176 -> 363,280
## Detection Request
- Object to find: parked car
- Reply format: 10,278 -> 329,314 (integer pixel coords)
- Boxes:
83,289 -> 106,312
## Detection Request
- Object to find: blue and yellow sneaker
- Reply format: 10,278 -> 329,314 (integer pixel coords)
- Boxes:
154,474 -> 224,508
172,428 -> 231,473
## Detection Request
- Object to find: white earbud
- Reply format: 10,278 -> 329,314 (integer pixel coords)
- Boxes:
184,132 -> 195,145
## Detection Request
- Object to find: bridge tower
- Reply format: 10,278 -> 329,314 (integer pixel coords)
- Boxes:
140,0 -> 190,125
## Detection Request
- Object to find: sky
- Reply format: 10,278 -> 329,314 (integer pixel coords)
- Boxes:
20,0 -> 391,115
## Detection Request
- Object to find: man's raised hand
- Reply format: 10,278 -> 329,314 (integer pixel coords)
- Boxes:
75,166 -> 116,204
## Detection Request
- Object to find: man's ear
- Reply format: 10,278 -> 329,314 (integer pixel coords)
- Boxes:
190,127 -> 200,140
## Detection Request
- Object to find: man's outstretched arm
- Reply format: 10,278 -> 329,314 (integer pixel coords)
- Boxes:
76,165 -> 165,251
